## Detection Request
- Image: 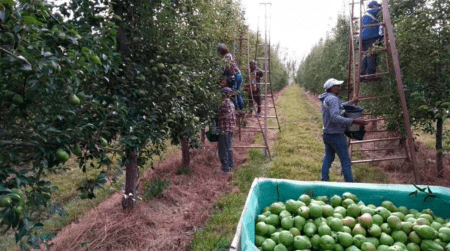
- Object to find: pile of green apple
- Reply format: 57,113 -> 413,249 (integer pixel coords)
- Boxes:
254,192 -> 450,251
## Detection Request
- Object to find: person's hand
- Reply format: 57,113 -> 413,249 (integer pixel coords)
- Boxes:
370,47 -> 377,54
353,118 -> 369,126
219,79 -> 228,87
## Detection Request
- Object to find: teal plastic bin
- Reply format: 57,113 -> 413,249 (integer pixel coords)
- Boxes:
229,178 -> 450,251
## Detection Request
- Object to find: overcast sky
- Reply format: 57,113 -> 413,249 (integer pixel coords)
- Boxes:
238,0 -> 350,66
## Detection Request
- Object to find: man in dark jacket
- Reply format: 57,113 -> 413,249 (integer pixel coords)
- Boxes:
360,1 -> 383,78
319,78 -> 368,182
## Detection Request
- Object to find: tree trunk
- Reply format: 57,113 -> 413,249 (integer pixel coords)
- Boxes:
122,149 -> 138,209
201,127 -> 206,143
181,139 -> 190,169
436,118 -> 444,177
113,2 -> 131,60
113,2 -> 137,210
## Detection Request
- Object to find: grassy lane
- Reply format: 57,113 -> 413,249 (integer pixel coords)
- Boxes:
190,85 -> 389,250
269,85 -> 333,181
270,85 -> 389,183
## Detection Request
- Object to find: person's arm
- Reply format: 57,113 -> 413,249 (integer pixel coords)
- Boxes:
218,102 -> 225,119
229,100 -> 236,124
326,96 -> 354,126
353,118 -> 369,126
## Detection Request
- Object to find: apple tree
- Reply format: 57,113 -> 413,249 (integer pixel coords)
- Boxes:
0,0 -> 125,248
389,0 -> 450,176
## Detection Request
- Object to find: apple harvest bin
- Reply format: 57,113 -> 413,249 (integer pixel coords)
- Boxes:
229,178 -> 450,251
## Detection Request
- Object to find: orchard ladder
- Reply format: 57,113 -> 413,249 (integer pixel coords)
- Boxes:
232,23 -> 272,157
347,0 -> 420,183
232,3 -> 281,157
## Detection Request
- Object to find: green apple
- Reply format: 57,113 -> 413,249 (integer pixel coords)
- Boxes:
69,94 -> 81,105
56,149 -> 69,162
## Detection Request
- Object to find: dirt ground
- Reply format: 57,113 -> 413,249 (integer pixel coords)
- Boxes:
304,89 -> 450,187
48,88 -> 287,251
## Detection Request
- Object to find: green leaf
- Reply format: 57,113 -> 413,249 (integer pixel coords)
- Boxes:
410,92 -> 421,99
419,105 -> 429,110
0,186 -> 12,193
113,15 -> 122,21
412,183 -> 426,192
409,190 -> 418,197
440,102 -> 450,108
90,55 -> 102,65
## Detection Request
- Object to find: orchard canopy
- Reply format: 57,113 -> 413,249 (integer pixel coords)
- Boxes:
0,0 -> 289,248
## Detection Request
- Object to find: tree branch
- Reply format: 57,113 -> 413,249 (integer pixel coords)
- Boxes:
47,11 -> 70,32
0,140 -> 39,147
0,47 -> 32,66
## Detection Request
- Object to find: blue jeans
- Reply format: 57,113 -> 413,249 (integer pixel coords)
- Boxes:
361,38 -> 378,75
218,132 -> 234,171
321,133 -> 354,182
230,73 -> 244,110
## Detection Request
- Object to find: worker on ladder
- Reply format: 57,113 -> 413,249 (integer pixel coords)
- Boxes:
360,0 -> 383,80
245,61 -> 263,116
217,43 -> 244,112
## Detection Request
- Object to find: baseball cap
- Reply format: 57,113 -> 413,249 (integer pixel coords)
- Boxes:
368,1 -> 381,8
323,78 -> 344,90
220,87 -> 233,95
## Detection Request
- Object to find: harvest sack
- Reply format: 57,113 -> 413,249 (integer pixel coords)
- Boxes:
206,120 -> 219,142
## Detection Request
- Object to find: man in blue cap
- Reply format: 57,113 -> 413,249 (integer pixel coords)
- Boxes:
319,78 -> 368,182
360,0 -> 383,80
218,87 -> 236,173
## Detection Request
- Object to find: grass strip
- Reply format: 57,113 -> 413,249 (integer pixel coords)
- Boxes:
270,85 -> 389,183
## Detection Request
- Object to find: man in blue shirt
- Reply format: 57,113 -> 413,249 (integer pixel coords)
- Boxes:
319,78 -> 368,182
361,1 -> 383,79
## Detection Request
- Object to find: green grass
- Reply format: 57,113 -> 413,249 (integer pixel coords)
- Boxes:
190,85 -> 390,250
413,120 -> 450,151
269,86 -> 327,181
269,85 -> 388,183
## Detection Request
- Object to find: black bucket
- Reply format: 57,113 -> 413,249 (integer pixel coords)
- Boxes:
343,104 -> 363,132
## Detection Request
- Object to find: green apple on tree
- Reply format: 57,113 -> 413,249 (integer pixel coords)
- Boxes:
69,94 -> 81,105
100,137 -> 108,147
56,149 -> 70,162
12,94 -> 23,105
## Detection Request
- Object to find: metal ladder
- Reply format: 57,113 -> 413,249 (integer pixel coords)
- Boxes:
232,3 -> 281,157
231,24 -> 271,157
347,0 -> 420,183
